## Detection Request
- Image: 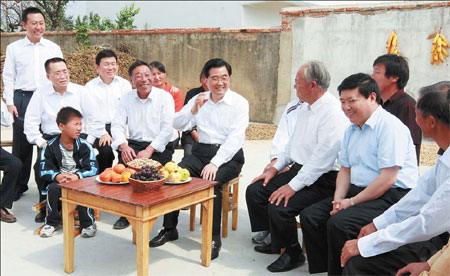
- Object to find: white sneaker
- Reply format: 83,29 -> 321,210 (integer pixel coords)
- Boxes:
252,230 -> 269,244
40,225 -> 56,238
81,224 -> 97,238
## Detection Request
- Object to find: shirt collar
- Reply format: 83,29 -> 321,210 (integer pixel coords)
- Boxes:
49,82 -> 76,95
308,92 -> 329,113
23,36 -> 47,46
133,88 -> 155,101
439,146 -> 450,168
383,89 -> 405,105
96,76 -> 118,86
207,89 -> 234,105
363,105 -> 382,129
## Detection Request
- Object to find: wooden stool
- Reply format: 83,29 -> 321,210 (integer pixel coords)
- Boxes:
189,175 -> 240,238
296,218 -> 306,253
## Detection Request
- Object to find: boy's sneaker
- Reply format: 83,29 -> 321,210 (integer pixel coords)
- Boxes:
252,230 -> 269,244
40,225 -> 57,238
81,224 -> 97,238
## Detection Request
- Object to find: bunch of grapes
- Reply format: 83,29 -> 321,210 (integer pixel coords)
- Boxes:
131,165 -> 163,181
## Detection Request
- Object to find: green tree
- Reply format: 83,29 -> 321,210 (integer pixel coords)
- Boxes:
33,0 -> 72,31
115,3 -> 140,30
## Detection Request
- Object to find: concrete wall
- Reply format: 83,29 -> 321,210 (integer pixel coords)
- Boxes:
1,29 -> 281,123
281,2 -> 450,104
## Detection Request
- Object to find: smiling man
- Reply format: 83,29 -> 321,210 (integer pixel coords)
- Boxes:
2,7 -> 63,203
24,57 -> 102,222
300,73 -> 418,275
149,58 -> 249,260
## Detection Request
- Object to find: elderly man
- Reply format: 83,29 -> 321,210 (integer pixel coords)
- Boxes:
246,61 -> 349,272
300,73 -> 418,275
149,58 -> 249,260
371,54 -> 422,163
340,89 -> 450,276
110,60 -> 175,229
24,57 -> 102,222
2,7 -> 63,201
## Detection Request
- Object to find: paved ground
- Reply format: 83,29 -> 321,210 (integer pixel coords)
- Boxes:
1,127 -> 433,276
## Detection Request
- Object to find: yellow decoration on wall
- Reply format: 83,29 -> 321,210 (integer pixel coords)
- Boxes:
430,28 -> 449,65
386,30 -> 399,55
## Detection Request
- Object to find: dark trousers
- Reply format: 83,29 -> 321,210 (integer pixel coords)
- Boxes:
0,147 -> 22,209
246,164 -> 337,251
45,182 -> 94,228
12,90 -> 34,195
162,143 -> 244,236
343,233 -> 449,275
300,185 -> 410,275
118,139 -> 174,166
92,124 -> 115,173
34,134 -> 59,203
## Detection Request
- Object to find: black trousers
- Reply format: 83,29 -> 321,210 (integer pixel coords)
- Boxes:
300,185 -> 410,275
162,142 -> 244,236
342,233 -> 449,275
246,164 -> 337,251
34,134 -> 59,203
45,182 -> 94,228
117,139 -> 174,166
92,124 -> 115,173
0,147 -> 22,209
12,90 -> 34,195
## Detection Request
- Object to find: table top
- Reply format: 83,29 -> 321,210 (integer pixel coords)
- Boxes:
59,177 -> 217,207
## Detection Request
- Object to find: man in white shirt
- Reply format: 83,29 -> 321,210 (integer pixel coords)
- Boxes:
84,49 -> 132,175
246,61 -> 349,272
341,89 -> 450,276
149,58 -> 249,261
110,60 -> 175,229
2,7 -> 63,201
0,100 -> 22,223
252,98 -> 302,246
300,73 -> 418,275
24,57 -> 102,222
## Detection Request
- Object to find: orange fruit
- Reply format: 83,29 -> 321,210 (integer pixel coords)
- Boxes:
111,172 -> 123,183
113,164 -> 126,174
121,171 -> 132,182
125,168 -> 136,174
99,171 -> 112,182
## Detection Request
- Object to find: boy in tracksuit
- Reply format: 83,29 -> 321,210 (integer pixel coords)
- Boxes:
39,107 -> 99,238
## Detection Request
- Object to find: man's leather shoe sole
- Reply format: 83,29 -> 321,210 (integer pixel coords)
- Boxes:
267,252 -> 306,272
255,243 -> 278,254
149,229 -> 179,247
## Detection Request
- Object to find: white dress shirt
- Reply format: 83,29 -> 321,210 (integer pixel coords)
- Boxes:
274,92 -> 349,192
24,82 -> 102,147
111,88 -> 175,152
84,76 -> 132,144
270,99 -> 302,160
358,147 -> 450,257
2,36 -> 63,105
173,89 -> 249,168
1,100 -> 13,127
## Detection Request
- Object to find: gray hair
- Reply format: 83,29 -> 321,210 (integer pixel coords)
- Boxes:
302,61 -> 330,90
419,81 -> 450,98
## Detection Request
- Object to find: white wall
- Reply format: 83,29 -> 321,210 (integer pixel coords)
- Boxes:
289,6 -> 450,101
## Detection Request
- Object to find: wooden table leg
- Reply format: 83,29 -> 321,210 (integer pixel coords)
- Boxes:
201,196 -> 214,267
135,218 -> 155,276
62,192 -> 77,274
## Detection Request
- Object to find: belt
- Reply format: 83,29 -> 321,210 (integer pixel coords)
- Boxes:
14,89 -> 34,94
198,142 -> 221,148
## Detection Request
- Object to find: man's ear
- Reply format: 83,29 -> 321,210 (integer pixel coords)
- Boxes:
58,123 -> 65,132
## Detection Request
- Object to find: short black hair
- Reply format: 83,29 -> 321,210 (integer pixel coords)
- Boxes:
149,61 -> 166,73
56,107 -> 83,126
128,60 -> 150,77
44,57 -> 67,73
22,7 -> 45,22
338,73 -> 382,104
95,49 -> 118,65
202,58 -> 232,78
417,90 -> 450,127
373,54 -> 409,89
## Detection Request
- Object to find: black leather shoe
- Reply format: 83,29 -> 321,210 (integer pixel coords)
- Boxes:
35,211 -> 46,223
149,228 -> 178,247
113,216 -> 130,229
211,239 -> 221,260
255,243 -> 278,254
267,252 -> 306,272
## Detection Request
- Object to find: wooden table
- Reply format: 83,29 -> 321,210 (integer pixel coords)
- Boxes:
59,177 -> 217,276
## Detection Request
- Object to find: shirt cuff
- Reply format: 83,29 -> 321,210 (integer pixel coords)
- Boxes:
35,137 -> 47,148
210,156 -> 224,168
288,181 -> 306,192
357,235 -> 375,258
274,160 -> 287,171
86,135 -> 96,145
5,97 -> 14,106
373,214 -> 390,230
112,138 -> 127,151
150,141 -> 165,153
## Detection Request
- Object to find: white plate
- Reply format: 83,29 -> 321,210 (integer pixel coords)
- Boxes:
165,177 -> 192,185
95,176 -> 129,185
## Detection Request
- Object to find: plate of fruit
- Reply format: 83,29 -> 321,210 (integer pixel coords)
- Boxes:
96,164 -> 136,185
160,161 -> 192,185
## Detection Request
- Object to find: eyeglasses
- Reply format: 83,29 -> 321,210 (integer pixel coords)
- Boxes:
50,70 -> 69,77
209,76 -> 229,83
